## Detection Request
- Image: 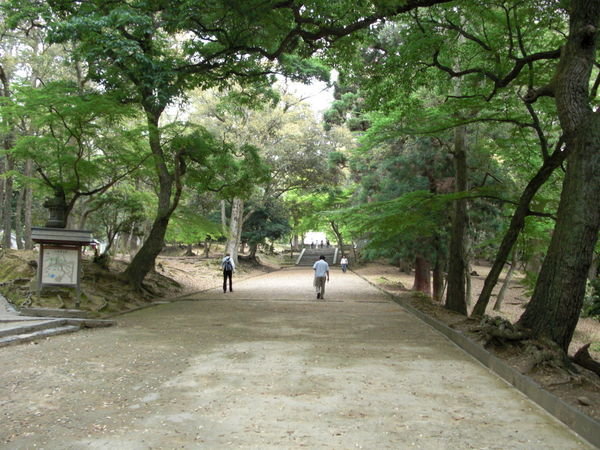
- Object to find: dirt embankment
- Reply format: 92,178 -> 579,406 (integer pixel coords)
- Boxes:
0,249 -> 274,316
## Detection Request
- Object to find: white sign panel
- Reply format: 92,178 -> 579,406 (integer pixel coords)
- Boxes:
42,248 -> 79,285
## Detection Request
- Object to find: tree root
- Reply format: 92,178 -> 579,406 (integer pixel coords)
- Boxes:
521,339 -> 576,374
473,316 -> 580,375
572,343 -> 600,378
0,278 -> 32,287
474,316 -> 530,346
141,283 -> 159,298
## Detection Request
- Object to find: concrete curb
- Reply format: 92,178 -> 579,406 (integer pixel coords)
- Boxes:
19,307 -> 90,318
0,324 -> 81,348
355,271 -> 600,449
0,317 -> 115,348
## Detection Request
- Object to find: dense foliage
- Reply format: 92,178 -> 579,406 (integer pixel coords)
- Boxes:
0,0 -> 598,352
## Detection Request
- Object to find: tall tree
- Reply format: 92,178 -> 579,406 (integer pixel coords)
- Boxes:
0,33 -> 16,248
9,82 -> 148,226
241,200 -> 291,258
365,0 -> 599,351
191,87 -> 344,263
517,1 -> 600,352
3,0 -> 461,287
1,3 -> 99,246
445,122 -> 469,314
393,0 -> 598,351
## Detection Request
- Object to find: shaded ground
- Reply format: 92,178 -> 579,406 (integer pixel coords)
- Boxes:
0,268 -> 592,448
354,263 -> 600,424
1,249 -> 598,436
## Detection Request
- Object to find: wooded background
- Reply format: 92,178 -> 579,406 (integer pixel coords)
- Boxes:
0,0 -> 598,356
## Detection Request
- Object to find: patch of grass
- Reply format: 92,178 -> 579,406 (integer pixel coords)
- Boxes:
0,250 -> 36,282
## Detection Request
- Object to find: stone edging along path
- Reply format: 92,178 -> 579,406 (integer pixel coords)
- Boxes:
354,271 -> 600,449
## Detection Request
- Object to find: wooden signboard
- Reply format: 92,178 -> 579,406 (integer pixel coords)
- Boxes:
41,246 -> 80,286
32,227 -> 93,308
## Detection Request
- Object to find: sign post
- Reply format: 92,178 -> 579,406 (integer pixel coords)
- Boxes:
32,228 -> 93,308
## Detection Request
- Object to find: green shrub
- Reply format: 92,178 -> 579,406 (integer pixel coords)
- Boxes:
581,278 -> 600,319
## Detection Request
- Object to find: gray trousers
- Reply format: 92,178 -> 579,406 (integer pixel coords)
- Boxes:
314,276 -> 326,298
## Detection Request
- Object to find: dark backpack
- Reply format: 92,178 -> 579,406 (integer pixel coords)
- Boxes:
224,258 -> 233,271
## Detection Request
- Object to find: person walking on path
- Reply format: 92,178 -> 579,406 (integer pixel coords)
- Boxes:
340,256 -> 349,273
221,253 -> 235,293
313,255 -> 330,300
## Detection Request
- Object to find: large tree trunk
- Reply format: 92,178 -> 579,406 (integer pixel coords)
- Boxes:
445,124 -> 469,315
431,233 -> 446,302
23,159 -> 33,250
2,155 -> 14,249
493,252 -> 517,312
225,197 -> 244,263
14,180 -> 23,249
221,199 -> 228,234
472,146 -> 570,317
0,157 -> 4,230
203,238 -> 211,258
123,214 -> 170,288
0,65 -> 8,237
123,109 -> 181,290
124,228 -> 136,258
78,197 -> 101,230
589,253 -> 599,281
432,258 -> 445,302
101,226 -> 118,257
465,239 -> 473,307
249,242 -> 258,259
330,220 -> 344,254
518,1 -> 600,352
412,255 -> 431,296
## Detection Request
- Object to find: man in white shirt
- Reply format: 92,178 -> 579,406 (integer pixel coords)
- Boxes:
312,255 -> 330,300
340,256 -> 349,273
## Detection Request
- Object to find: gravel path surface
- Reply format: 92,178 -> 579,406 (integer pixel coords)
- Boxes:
0,268 -> 592,449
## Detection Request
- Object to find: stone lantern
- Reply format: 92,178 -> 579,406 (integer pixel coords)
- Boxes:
43,188 -> 67,228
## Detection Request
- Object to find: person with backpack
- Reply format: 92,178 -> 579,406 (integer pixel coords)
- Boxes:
221,253 -> 235,293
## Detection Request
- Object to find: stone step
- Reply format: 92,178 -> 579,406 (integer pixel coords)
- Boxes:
0,324 -> 81,348
295,247 -> 345,266
0,319 -> 67,338
301,250 -> 336,255
19,307 -> 89,318
297,259 -> 337,266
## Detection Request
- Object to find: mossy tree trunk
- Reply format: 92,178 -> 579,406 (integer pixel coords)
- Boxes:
123,108 -> 184,290
518,1 -> 600,352
225,197 -> 244,264
445,124 -> 469,315
412,255 -> 432,296
472,146 -> 569,317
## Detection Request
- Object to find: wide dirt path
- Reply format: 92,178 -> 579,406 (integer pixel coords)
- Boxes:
0,268 -> 592,449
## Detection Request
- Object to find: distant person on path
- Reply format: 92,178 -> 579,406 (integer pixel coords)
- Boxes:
221,253 -> 235,293
313,255 -> 330,300
340,256 -> 349,273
